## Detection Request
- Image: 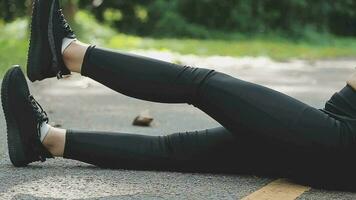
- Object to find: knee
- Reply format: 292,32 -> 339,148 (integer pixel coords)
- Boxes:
181,66 -> 216,103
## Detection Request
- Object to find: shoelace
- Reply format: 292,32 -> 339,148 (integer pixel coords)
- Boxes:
58,9 -> 75,36
56,9 -> 75,79
28,95 -> 49,161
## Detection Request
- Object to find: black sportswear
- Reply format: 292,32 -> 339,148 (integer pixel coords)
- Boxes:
62,46 -> 356,177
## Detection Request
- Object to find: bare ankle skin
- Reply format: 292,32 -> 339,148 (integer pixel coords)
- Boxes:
347,72 -> 356,91
42,127 -> 66,157
63,40 -> 89,74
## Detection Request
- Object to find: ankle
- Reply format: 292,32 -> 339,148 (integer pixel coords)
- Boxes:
347,72 -> 356,91
42,127 -> 66,157
63,40 -> 89,74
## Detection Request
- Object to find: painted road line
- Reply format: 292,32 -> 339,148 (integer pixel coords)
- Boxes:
242,178 -> 311,200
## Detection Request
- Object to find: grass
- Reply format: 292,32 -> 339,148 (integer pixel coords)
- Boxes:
0,19 -> 28,76
73,12 -> 356,60
0,12 -> 356,77
106,35 -> 356,60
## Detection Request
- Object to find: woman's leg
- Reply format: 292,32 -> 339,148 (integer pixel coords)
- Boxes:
63,42 -> 356,153
45,125 -> 333,176
43,126 -> 250,172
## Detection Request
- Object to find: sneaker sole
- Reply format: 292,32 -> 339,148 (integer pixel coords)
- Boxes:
1,66 -> 29,167
27,0 -> 46,82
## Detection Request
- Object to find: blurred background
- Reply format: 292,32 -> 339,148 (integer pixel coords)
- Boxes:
0,0 -> 356,76
1,2 -> 356,198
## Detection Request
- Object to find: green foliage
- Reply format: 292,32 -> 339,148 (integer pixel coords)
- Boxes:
0,19 -> 28,75
70,11 -> 116,44
76,0 -> 356,39
2,0 -> 356,39
0,0 -> 30,21
0,14 -> 356,79
68,11 -> 356,60
107,35 -> 356,61
153,12 -> 211,38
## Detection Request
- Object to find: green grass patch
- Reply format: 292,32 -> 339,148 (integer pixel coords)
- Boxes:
106,35 -> 356,61
0,19 -> 28,76
0,13 -> 356,77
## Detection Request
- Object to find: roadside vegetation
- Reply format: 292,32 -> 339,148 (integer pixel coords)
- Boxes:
1,11 -> 356,77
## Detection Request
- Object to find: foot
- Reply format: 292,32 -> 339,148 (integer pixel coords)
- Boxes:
27,0 -> 76,82
1,66 -> 53,167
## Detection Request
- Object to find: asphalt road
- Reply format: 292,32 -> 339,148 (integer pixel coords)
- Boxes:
0,53 -> 356,199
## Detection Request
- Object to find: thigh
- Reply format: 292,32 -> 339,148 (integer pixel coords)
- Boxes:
166,126 -> 297,174
195,71 -> 346,151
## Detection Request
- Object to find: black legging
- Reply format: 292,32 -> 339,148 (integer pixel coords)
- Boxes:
63,46 -> 356,176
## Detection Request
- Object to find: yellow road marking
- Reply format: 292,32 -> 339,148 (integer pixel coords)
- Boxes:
242,178 -> 311,200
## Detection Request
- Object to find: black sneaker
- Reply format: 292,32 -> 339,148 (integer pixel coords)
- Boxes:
1,66 -> 53,167
49,0 -> 76,78
27,0 -> 56,82
27,0 -> 76,82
